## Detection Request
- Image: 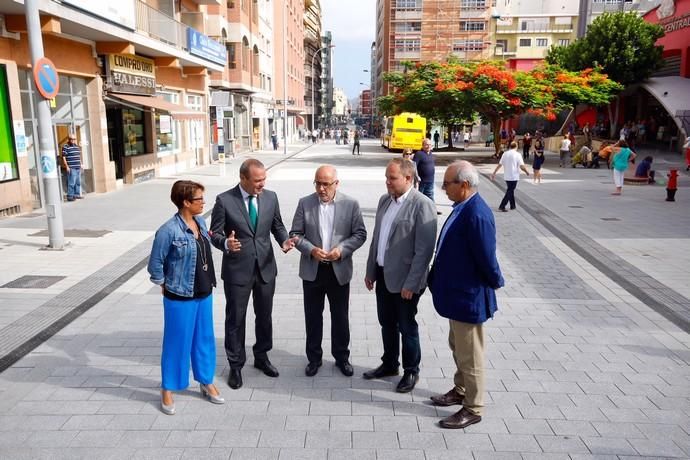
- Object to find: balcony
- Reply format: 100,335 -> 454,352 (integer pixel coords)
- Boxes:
496,25 -> 574,34
136,0 -> 188,48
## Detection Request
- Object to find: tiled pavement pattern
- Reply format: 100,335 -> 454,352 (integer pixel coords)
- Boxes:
0,141 -> 689,459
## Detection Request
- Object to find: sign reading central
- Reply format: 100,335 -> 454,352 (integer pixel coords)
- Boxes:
107,54 -> 156,95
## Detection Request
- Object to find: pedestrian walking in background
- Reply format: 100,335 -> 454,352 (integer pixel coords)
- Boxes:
522,132 -> 532,161
60,134 -> 83,201
532,148 -> 544,184
402,149 -> 420,189
352,129 -> 361,155
271,131 -> 278,151
289,165 -> 367,377
433,130 -> 441,149
412,138 -> 436,205
209,159 -> 297,390
490,141 -> 530,212
428,161 -> 504,429
559,134 -> 571,167
363,158 -> 437,393
147,180 -> 224,416
611,140 -> 636,196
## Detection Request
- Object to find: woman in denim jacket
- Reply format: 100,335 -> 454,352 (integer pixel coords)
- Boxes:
148,180 -> 224,415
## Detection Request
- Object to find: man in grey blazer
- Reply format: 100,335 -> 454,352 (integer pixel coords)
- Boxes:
364,158 -> 437,393
290,165 -> 367,377
210,159 -> 296,389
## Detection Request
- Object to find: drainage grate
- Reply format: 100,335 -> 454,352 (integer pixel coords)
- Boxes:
29,229 -> 111,238
601,217 -> 620,221
2,275 -> 65,289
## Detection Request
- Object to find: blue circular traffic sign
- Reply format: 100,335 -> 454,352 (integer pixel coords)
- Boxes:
33,57 -> 59,99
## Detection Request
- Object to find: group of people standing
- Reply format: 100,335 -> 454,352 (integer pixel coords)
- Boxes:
148,156 -> 504,430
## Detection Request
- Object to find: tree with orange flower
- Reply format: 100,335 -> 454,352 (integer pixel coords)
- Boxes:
378,59 -> 621,156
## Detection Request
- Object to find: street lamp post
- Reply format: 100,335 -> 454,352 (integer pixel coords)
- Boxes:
311,45 -> 334,133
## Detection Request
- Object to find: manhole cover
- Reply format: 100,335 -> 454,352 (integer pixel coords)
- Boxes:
29,229 -> 111,238
2,275 -> 65,289
601,217 -> 620,221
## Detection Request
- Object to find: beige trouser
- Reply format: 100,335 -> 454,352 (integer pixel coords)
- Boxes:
449,320 -> 485,416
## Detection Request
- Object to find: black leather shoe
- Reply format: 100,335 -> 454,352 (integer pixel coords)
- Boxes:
305,361 -> 322,377
362,365 -> 399,380
228,368 -> 242,389
430,389 -> 464,406
335,360 -> 354,377
439,407 -> 482,429
254,359 -> 279,377
395,372 -> 419,393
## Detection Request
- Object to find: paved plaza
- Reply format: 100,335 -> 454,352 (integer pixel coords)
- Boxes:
0,140 -> 689,459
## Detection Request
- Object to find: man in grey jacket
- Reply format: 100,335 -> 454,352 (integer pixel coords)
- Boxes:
290,165 -> 367,377
364,158 -> 437,392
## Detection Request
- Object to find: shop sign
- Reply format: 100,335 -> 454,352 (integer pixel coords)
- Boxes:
252,102 -> 268,118
107,54 -> 156,95
62,0 -> 136,30
159,115 -> 172,134
660,11 -> 690,33
187,28 -> 227,66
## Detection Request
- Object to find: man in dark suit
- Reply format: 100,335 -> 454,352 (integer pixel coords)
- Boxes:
290,165 -> 367,376
210,159 -> 296,389
363,158 -> 437,393
428,160 -> 504,429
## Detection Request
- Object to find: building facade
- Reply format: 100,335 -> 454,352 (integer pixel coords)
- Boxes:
320,30 -> 334,128
303,0 -> 322,132
0,0 -> 225,216
579,0 -> 662,36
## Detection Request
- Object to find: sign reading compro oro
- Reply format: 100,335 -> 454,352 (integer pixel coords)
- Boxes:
107,54 -> 156,95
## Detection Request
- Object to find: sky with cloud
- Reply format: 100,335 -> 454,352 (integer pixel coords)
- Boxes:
321,0 -> 376,101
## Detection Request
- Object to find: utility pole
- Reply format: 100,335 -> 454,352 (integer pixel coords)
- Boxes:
26,0 -> 64,249
282,0 -> 288,155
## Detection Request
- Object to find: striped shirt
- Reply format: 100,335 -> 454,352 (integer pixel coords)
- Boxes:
61,143 -> 81,169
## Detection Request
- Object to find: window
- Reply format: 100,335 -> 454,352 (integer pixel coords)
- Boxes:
252,45 -> 259,76
395,21 -> 421,33
519,38 -> 532,47
461,0 -> 486,9
123,108 -> 145,156
242,36 -> 249,71
0,64 -> 18,182
187,94 -> 203,155
227,43 -> 237,69
460,20 -> 486,31
536,38 -> 548,47
394,38 -> 421,52
520,17 -> 549,32
453,39 -> 485,52
156,91 -> 180,156
395,0 -> 421,11
558,39 -> 570,46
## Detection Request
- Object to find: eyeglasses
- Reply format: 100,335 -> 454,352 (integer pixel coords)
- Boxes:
313,180 -> 337,188
442,180 -> 463,189
189,196 -> 205,202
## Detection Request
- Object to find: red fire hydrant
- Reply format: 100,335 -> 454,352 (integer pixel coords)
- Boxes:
666,169 -> 678,201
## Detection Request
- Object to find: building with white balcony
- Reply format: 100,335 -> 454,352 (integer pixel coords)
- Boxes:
0,0 -> 226,215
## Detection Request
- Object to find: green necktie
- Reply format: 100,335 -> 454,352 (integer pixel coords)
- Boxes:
248,195 -> 258,231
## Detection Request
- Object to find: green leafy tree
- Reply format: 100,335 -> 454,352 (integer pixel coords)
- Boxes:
546,11 -> 664,136
379,60 -> 621,156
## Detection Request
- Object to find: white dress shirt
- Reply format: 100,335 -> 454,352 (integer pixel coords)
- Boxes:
319,198 -> 335,251
239,186 -> 259,214
376,186 -> 412,267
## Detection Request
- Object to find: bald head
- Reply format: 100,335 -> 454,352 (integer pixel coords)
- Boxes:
314,165 -> 339,203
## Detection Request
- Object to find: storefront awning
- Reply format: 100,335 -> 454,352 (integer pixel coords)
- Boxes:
106,93 -> 206,120
640,76 -> 690,136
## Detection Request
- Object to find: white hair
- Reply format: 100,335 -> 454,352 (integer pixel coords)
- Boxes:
451,160 -> 479,188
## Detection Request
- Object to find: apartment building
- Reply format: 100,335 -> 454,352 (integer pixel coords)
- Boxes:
304,0 -> 322,132
332,87 -> 348,123
579,0 -> 662,35
320,30 -> 334,128
0,0 -> 225,215
374,0 -> 493,99
492,0 -> 579,70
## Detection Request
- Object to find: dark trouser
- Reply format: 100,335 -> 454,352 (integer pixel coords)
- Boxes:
418,181 -> 434,202
499,180 -> 518,210
523,145 -> 530,160
352,142 -> 360,154
303,263 -> 350,364
375,265 -> 421,374
223,264 -> 275,369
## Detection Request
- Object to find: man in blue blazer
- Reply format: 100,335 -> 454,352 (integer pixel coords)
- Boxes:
428,160 -> 504,429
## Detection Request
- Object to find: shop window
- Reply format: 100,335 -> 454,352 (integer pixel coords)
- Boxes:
123,108 -> 145,156
156,91 -> 180,156
0,64 -> 19,182
187,94 -> 204,153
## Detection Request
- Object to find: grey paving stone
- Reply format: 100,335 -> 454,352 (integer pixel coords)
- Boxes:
375,448 -> 425,459
592,421 -> 645,438
489,433 -> 542,452
230,447 -> 279,459
118,430 -> 171,448
472,452 -> 522,460
211,430 -> 260,448
283,415 -> 330,431
277,448 -> 327,460
560,406 -> 608,422
240,415 -> 287,431
195,413 -> 244,430
627,437 -> 687,457
546,419 -> 597,436
180,447 -> 232,460
329,415 -> 373,432
373,415 -> 419,432
129,447 -> 184,459
150,414 -> 201,431
69,429 -> 125,447
534,435 -> 589,453
305,431 -> 351,449
163,430 -> 215,448
267,401 -> 311,415
582,437 -> 637,455
442,431 -> 492,450
517,404 -> 565,420
258,430 -> 306,448
504,418 -> 554,435
351,431 -> 398,449
326,448 -> 376,460
396,431 -> 445,449
309,401 -> 351,416
0,430 -> 31,447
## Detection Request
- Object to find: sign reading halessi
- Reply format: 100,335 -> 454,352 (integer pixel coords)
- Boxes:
187,28 -> 227,66
107,54 -> 156,95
